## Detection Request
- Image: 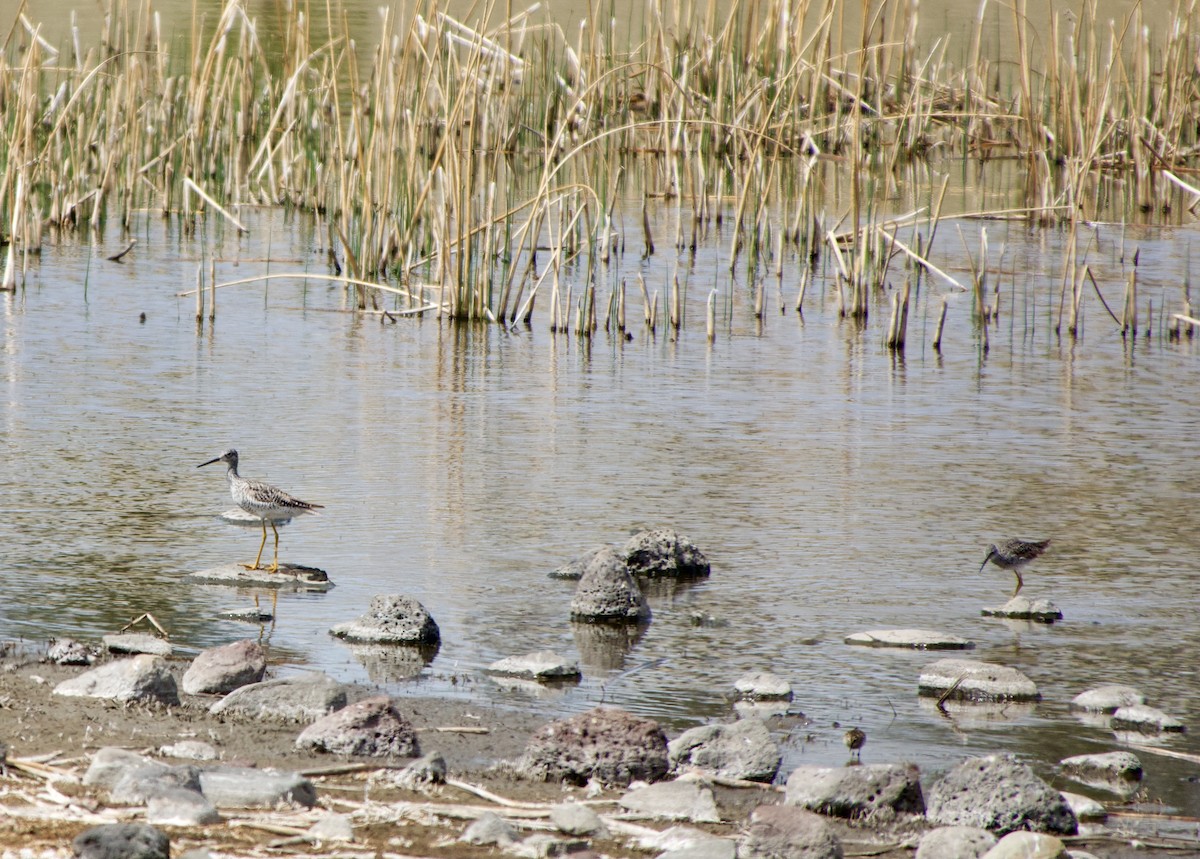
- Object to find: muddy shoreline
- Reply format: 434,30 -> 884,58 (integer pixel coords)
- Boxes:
0,645 -> 1195,858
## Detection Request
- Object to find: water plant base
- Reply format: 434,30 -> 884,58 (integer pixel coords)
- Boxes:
185,563 -> 334,591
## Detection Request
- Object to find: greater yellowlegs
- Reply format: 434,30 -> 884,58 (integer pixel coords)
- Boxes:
198,449 -> 323,573
980,538 -> 1050,596
843,727 -> 866,759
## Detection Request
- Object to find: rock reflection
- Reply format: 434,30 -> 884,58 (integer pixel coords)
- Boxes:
918,697 -> 1037,728
343,642 -> 439,683
571,621 -> 648,672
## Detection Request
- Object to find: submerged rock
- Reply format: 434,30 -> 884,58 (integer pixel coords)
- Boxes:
145,788 -> 221,826
295,695 -> 419,757
845,629 -> 974,650
669,719 -> 781,782
517,706 -> 669,786
53,655 -> 179,706
1110,704 -> 1185,734
329,594 -> 441,645
569,547 -> 651,623
785,763 -> 925,819
980,596 -> 1062,623
487,651 -> 581,681
183,639 -> 267,695
1069,685 -> 1146,714
1058,751 -> 1142,795
918,659 -> 1040,702
733,671 -> 793,701
621,528 -> 711,578
926,754 -> 1077,836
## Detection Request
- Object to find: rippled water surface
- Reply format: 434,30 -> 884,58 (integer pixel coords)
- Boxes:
2,207 -> 1199,816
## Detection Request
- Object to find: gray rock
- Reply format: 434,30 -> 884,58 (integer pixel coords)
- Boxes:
737,804 -> 842,859
621,528 -> 711,578
569,547 -> 652,622
785,763 -> 925,819
295,695 -> 419,757
1059,792 -> 1107,822
209,672 -> 347,722
915,826 -> 997,859
198,766 -> 316,808
660,838 -> 738,859
642,826 -> 731,852
102,633 -> 173,657
72,823 -> 170,859
391,751 -> 447,789
918,659 -> 1040,703
329,594 -> 441,644
83,748 -> 160,790
845,629 -> 975,650
1069,685 -> 1146,713
733,671 -> 793,701
47,638 -> 95,665
185,562 -> 332,590
926,755 -> 1077,836
1059,752 -> 1142,794
461,811 -> 518,846
517,706 -> 669,786
159,740 -> 218,761
513,833 -> 586,858
182,640 -> 267,695
487,651 -> 582,681
980,596 -> 1063,623
308,812 -> 354,842
53,655 -> 179,706
980,831 -> 1068,858
1110,704 -> 1185,734
669,719 -> 781,782
145,788 -> 221,826
110,763 -> 201,804
619,779 -> 721,822
550,546 -> 610,580
550,802 -> 607,836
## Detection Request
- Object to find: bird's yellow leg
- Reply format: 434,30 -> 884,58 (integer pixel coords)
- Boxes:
243,520 -> 268,570
267,522 -> 281,573
1012,571 -> 1023,597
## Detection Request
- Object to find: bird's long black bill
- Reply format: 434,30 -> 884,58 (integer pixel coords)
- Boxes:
197,457 -> 221,468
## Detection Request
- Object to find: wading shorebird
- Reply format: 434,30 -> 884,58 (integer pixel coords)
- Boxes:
843,727 -> 866,760
980,538 -> 1050,596
198,449 -> 323,573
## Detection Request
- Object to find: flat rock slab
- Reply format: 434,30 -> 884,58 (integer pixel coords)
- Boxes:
219,508 -> 291,527
1059,751 -> 1143,793
198,766 -> 316,808
926,754 -> 1077,836
1069,685 -> 1146,713
846,629 -> 975,650
619,780 -> 720,823
785,763 -> 925,819
329,594 -> 441,645
209,672 -> 348,722
1110,704 -> 1185,734
146,788 -> 221,826
733,671 -> 793,701
487,651 -> 582,681
981,595 -> 1063,623
185,563 -> 333,591
84,748 -> 168,791
102,633 -> 173,657
53,655 -> 179,706
918,658 -> 1040,702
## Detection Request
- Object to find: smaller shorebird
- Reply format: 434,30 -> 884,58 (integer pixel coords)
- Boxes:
980,538 -> 1050,596
843,727 -> 866,759
198,449 -> 323,573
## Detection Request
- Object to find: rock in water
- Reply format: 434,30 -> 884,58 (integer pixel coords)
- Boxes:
550,546 -> 610,580
329,594 -> 441,644
183,639 -> 267,694
926,755 -> 1077,836
621,528 -> 711,578
295,696 -> 419,757
517,706 -> 669,786
918,659 -> 1040,702
569,547 -> 651,623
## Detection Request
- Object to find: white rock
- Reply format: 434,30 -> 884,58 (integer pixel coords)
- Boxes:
981,596 -> 1062,623
733,671 -> 793,701
1059,792 -> 1106,822
845,629 -> 974,650
1069,685 -> 1146,714
918,658 -> 1040,702
980,831 -> 1067,858
487,651 -> 581,681
619,779 -> 720,823
53,656 -> 179,705
1110,704 -> 1184,734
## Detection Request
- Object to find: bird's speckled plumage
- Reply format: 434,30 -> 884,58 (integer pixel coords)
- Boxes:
980,538 -> 1050,596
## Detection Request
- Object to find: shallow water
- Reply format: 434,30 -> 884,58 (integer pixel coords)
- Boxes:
1,205 -> 1199,819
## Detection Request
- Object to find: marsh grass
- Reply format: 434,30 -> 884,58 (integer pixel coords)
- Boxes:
1,0 -> 1198,345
